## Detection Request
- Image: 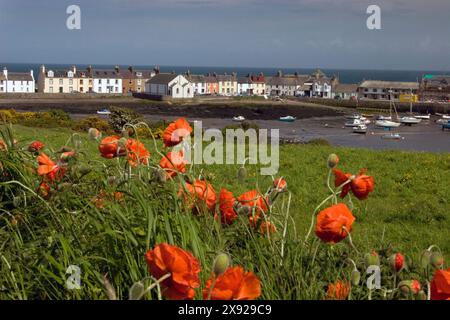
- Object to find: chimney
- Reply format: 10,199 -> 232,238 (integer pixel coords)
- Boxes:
40,65 -> 46,74
2,67 -> 7,78
87,65 -> 93,74
128,65 -> 133,73
71,65 -> 77,73
114,65 -> 120,73
30,70 -> 34,78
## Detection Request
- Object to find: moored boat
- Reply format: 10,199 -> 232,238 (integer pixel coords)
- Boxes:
279,116 -> 296,122
353,124 -> 367,134
232,116 -> 246,122
97,108 -> 111,115
375,120 -> 401,128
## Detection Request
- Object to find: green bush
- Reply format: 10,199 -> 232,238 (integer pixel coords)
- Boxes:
72,116 -> 111,132
108,106 -> 143,133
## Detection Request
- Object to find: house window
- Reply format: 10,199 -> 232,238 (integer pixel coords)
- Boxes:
98,87 -> 102,92
115,87 -> 118,92
187,88 -> 190,94
115,80 -> 118,85
69,79 -> 73,85
69,87 -> 73,92
49,87 -> 53,93
176,88 -> 180,94
59,79 -> 63,85
137,80 -> 142,85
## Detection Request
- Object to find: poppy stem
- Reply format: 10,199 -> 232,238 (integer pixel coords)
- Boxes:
207,276 -> 218,300
342,226 -> 359,254
304,193 -> 336,243
138,273 -> 171,300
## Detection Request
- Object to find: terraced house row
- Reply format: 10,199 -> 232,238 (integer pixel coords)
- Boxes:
2,64 -> 449,102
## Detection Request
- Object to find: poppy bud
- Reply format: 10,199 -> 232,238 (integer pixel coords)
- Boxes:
236,204 -> 251,216
152,168 -> 167,184
416,290 -> 427,300
58,146 -> 73,153
327,154 -> 339,169
213,253 -> 230,276
88,128 -> 101,141
365,251 -> 380,266
389,253 -> 405,273
77,164 -> 91,176
237,166 -> 247,182
398,280 -> 421,297
128,281 -> 145,300
351,269 -> 361,286
430,252 -> 444,269
420,250 -> 432,269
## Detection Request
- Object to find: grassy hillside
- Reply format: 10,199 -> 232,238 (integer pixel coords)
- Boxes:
0,124 -> 449,300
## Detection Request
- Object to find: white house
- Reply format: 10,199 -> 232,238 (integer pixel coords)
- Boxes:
237,77 -> 251,95
186,74 -> 208,95
2,67 -> 35,93
145,73 -> 194,99
91,66 -> 122,94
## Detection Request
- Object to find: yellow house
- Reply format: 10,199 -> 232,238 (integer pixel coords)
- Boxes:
399,94 -> 419,103
217,74 -> 238,96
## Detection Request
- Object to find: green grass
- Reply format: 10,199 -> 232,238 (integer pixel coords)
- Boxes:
0,124 -> 449,300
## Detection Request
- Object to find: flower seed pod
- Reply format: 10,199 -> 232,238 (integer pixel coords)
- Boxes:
237,166 -> 247,182
388,252 -> 405,273
416,290 -> 427,301
327,154 -> 339,169
420,250 -> 432,269
128,281 -> 145,300
351,269 -> 361,286
236,204 -> 251,216
430,252 -> 444,269
365,251 -> 380,267
152,168 -> 167,184
213,253 -> 230,276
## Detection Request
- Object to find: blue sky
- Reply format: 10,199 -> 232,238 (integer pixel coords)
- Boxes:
0,0 -> 449,70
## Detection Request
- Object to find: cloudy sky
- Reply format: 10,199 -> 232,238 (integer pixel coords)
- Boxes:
0,0 -> 449,70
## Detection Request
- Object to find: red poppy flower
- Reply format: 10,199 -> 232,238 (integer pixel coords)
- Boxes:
333,169 -> 352,198
350,170 -> 375,200
326,280 -> 350,300
126,139 -> 150,167
431,268 -> 450,300
145,243 -> 201,300
99,136 -> 122,159
203,266 -> 261,300
315,203 -> 355,244
159,151 -> 187,178
215,189 -> 237,225
273,177 -> 287,192
237,190 -> 269,214
179,180 -> 217,211
28,140 -> 45,152
37,153 -> 65,182
37,182 -> 51,199
333,169 -> 374,200
163,118 -> 193,148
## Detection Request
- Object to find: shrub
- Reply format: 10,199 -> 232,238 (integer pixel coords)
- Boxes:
73,116 -> 111,132
108,106 -> 143,133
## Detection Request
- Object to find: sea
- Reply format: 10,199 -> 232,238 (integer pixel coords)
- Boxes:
2,63 -> 450,84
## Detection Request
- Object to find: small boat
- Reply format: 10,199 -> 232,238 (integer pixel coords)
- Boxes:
279,116 -> 296,122
345,114 -> 362,120
375,120 -> 401,128
436,113 -> 450,119
414,114 -> 430,120
353,124 -> 367,134
97,108 -> 111,115
399,116 -> 422,125
436,118 -> 449,125
377,115 -> 392,121
232,116 -> 246,122
382,133 -> 403,140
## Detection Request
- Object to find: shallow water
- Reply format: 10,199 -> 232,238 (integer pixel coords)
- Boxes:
143,115 -> 450,153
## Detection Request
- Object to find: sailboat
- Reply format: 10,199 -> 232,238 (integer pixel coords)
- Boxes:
399,89 -> 421,125
400,115 -> 421,125
375,91 -> 401,128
